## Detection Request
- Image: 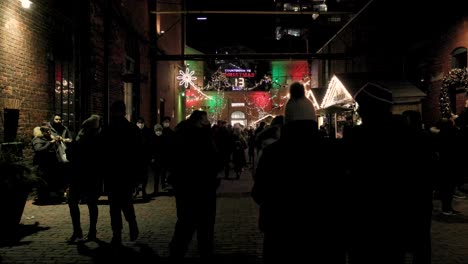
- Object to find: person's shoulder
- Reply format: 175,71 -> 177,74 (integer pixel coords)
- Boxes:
262,138 -> 283,152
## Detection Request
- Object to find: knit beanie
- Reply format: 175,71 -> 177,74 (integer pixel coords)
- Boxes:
284,82 -> 317,123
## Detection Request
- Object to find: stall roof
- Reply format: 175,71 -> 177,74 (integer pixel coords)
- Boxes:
307,87 -> 327,110
320,72 -> 426,109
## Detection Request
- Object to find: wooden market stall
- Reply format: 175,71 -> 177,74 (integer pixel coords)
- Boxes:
319,72 -> 427,138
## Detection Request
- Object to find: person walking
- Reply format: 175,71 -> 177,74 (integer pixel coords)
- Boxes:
168,110 -> 222,262
160,116 -> 176,191
101,100 -> 143,246
66,114 -> 103,243
134,117 -> 154,200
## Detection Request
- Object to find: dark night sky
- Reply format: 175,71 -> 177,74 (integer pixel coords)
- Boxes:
185,0 -> 277,54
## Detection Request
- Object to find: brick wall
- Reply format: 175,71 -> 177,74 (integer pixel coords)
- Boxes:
0,0 -> 153,157
89,0 -> 151,124
425,16 -> 468,126
0,0 -> 58,145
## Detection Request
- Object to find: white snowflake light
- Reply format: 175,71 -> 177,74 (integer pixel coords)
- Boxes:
176,67 -> 197,89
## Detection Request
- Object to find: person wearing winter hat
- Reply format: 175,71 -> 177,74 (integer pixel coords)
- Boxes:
252,83 -> 344,263
284,82 -> 317,123
282,82 -> 319,140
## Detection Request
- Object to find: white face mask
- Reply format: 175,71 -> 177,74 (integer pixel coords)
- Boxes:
137,122 -> 144,129
163,121 -> 170,128
155,131 -> 162,136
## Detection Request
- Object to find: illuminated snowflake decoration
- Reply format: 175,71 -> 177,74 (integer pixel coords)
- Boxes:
176,67 -> 197,89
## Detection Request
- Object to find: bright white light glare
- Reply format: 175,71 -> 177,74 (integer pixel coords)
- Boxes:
197,17 -> 207,20
20,0 -> 31,8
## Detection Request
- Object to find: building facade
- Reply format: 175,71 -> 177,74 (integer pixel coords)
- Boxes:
315,0 -> 468,128
0,0 -> 154,149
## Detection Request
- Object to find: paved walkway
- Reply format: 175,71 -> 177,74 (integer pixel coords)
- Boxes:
1,167 -> 468,263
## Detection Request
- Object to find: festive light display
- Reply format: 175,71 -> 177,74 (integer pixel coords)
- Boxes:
205,91 -> 227,122
320,75 -> 354,109
242,92 -> 273,119
177,67 -> 197,89
303,76 -> 321,110
203,68 -> 272,91
179,61 -> 318,125
440,68 -> 468,118
177,66 -> 212,100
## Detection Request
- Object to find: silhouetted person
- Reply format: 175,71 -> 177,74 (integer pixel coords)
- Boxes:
168,110 -> 221,262
252,82 -> 345,263
343,83 -> 433,264
134,117 -> 154,200
433,117 -> 461,215
213,120 -> 233,179
254,115 -> 284,162
401,109 -> 435,264
67,114 -> 103,243
150,124 -> 164,196
160,116 -> 176,191
101,100 -> 142,246
231,124 -> 247,179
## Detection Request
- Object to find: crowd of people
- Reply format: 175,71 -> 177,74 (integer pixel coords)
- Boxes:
27,81 -> 468,263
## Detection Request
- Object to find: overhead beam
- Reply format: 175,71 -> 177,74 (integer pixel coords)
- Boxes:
151,10 -> 351,16
154,53 -> 350,61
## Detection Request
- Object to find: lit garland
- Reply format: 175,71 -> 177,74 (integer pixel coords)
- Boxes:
243,93 -> 270,119
186,90 -> 227,124
206,90 -> 227,122
203,67 -> 273,91
204,69 -> 232,91
179,64 -> 316,124
302,77 -> 321,110
440,68 -> 468,118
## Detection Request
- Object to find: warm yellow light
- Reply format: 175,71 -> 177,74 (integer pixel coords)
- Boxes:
20,0 -> 31,8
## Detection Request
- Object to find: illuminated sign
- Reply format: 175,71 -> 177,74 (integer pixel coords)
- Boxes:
224,68 -> 256,78
232,78 -> 245,90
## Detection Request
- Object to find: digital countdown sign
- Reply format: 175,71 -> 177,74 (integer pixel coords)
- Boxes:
224,69 -> 255,90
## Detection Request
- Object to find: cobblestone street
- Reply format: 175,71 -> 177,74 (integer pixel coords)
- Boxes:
1,168 -> 468,263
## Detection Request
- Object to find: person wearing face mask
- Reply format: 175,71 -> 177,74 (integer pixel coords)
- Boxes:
150,124 -> 164,196
159,116 -> 176,192
47,114 -> 74,202
134,117 -> 154,200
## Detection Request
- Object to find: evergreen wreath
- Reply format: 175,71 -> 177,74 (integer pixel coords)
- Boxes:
440,68 -> 468,118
